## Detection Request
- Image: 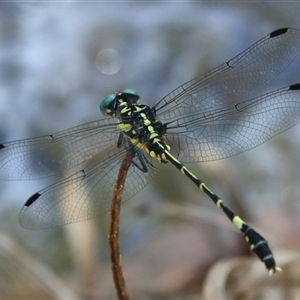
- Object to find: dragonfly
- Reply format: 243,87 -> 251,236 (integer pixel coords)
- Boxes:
1,27 -> 300,275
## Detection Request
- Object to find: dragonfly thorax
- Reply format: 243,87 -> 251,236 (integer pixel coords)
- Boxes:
102,90 -> 169,163
118,104 -> 170,164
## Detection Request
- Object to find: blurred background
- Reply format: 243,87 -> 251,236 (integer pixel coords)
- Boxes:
1,2 -> 300,299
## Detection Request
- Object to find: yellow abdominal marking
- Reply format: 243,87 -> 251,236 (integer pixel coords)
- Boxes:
215,199 -> 223,208
232,216 -> 244,229
147,125 -> 154,132
143,119 -> 151,126
181,165 -> 187,174
200,183 -> 214,194
251,240 -> 266,250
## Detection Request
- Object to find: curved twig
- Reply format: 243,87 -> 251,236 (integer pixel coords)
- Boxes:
109,151 -> 134,300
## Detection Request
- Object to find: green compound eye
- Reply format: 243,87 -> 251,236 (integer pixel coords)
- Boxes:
122,89 -> 139,96
100,93 -> 116,115
122,89 -> 140,101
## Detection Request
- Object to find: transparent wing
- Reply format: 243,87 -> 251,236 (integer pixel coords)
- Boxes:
165,84 -> 300,162
19,143 -> 156,229
155,28 -> 300,119
0,118 -> 121,180
5,27 -> 300,228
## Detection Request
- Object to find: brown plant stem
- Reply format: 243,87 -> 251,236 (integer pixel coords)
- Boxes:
109,151 -> 134,300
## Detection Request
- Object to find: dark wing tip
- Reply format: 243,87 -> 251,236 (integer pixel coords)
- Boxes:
270,28 -> 289,38
0,144 -> 5,150
289,83 -> 300,90
24,192 -> 41,207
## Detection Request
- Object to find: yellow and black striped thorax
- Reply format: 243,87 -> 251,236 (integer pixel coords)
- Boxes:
100,89 -> 169,162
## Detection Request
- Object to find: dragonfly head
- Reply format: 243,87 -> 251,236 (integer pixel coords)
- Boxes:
100,89 -> 140,116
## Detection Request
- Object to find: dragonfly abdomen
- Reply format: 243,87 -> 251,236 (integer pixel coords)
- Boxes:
161,148 -> 279,275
